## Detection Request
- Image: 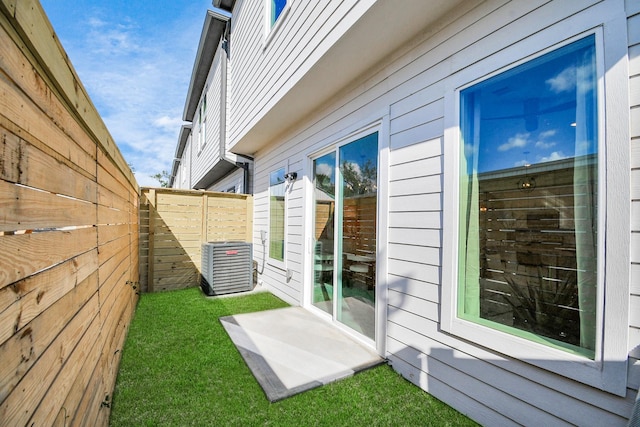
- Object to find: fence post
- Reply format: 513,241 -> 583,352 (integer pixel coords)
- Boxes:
201,193 -> 209,244
147,188 -> 156,292
246,195 -> 253,243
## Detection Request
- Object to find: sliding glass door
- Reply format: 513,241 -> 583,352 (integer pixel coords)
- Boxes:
312,152 -> 336,315
311,132 -> 378,340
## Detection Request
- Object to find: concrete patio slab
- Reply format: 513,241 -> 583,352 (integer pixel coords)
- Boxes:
220,306 -> 383,402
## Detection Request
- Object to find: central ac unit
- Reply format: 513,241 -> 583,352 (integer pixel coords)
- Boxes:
201,242 -> 253,296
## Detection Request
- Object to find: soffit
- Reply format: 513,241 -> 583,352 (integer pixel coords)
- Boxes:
230,0 -> 466,155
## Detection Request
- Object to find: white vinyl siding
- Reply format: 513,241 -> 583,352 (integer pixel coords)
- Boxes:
228,0 -> 374,149
627,0 -> 640,392
253,155 -> 303,304
207,167 -> 247,194
242,0 -> 637,424
191,51 -> 223,186
174,137 -> 192,190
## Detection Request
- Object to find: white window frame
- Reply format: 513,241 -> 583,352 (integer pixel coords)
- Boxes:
198,95 -> 207,154
267,165 -> 287,269
441,26 -> 629,396
302,113 -> 390,355
263,0 -> 290,48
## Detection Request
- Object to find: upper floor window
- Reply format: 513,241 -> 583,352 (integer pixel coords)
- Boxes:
198,95 -> 207,153
270,0 -> 287,27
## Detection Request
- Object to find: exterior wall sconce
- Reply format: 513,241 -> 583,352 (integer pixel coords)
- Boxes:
284,172 -> 297,182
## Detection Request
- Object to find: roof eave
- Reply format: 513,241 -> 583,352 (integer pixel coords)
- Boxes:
182,7 -> 232,122
174,124 -> 192,159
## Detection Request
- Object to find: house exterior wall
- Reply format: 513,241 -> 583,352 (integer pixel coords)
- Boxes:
191,50 -> 224,186
227,0 -> 376,150
207,166 -> 248,193
628,0 -> 640,395
232,0 -> 639,424
174,135 -> 192,190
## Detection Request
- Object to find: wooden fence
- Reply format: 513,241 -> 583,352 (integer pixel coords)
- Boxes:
0,1 -> 139,425
140,188 -> 253,292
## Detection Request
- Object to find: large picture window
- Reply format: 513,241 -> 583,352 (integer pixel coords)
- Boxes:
457,35 -> 598,357
269,168 -> 286,262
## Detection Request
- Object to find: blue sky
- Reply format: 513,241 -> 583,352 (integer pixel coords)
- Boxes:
461,35 -> 597,175
40,0 -> 213,186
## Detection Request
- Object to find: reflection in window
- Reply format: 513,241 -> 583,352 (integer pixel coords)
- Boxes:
198,95 -> 207,152
269,168 -> 286,262
270,0 -> 287,27
458,35 -> 598,357
339,133 -> 378,339
312,152 -> 336,315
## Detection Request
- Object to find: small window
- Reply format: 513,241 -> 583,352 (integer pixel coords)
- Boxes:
270,0 -> 287,27
457,35 -> 598,357
198,96 -> 207,152
269,168 -> 286,262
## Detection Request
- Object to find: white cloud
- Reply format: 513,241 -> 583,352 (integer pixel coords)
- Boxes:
498,133 -> 529,151
539,151 -> 567,162
546,66 -> 576,93
154,116 -> 185,132
315,163 -> 334,178
535,140 -> 556,149
343,161 -> 362,176
45,2 -> 208,187
535,130 -> 557,149
539,130 -> 557,139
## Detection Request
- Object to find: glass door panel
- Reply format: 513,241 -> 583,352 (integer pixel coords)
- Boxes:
312,152 -> 336,314
337,133 -> 378,339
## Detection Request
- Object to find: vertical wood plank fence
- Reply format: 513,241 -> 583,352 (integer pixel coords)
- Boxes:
0,1 -> 138,425
140,188 -> 253,292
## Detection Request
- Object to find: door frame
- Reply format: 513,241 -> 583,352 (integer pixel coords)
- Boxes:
302,114 -> 389,356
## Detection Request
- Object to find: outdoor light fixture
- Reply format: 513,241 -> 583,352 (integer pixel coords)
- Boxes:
518,176 -> 536,191
284,172 -> 297,182
518,161 -> 536,191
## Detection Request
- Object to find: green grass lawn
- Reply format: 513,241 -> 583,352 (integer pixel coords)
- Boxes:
109,287 -> 478,426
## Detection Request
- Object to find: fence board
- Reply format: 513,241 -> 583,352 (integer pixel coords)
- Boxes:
0,291 -> 101,425
0,270 -> 98,403
0,249 -> 98,346
98,204 -> 130,226
0,1 -> 98,162
0,180 -> 97,232
60,333 -> 104,427
0,3 -> 138,424
0,72 -> 96,176
26,292 -> 103,426
0,125 -> 98,201
0,226 -> 97,289
140,187 -> 253,292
